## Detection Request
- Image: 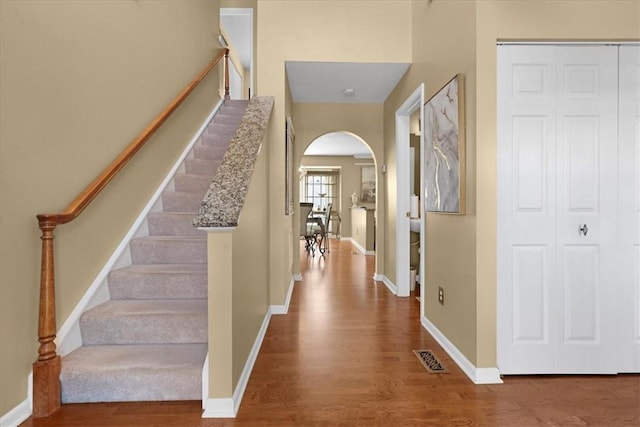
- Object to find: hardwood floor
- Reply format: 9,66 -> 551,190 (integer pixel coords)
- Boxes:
21,239 -> 640,426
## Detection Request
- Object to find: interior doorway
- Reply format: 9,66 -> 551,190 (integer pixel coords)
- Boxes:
297,132 -> 377,264
395,85 -> 424,312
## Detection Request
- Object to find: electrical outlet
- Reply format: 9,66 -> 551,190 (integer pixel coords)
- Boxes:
438,286 -> 444,305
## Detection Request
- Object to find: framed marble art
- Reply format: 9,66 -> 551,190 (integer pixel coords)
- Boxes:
424,74 -> 465,214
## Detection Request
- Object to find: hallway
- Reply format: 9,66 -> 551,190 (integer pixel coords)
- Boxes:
22,239 -> 640,426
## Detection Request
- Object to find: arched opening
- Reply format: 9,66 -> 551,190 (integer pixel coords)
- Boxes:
295,131 -> 377,268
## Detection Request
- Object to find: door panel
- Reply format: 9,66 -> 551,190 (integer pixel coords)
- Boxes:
498,46 -> 557,373
555,47 -> 618,373
562,245 -> 599,342
512,245 -> 549,343
513,117 -> 548,212
618,45 -> 640,372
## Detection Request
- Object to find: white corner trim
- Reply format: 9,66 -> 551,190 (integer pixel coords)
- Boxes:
293,273 -> 302,282
202,398 -> 236,418
373,273 -> 384,281
201,354 -> 209,409
474,367 -> 503,385
0,400 -> 30,427
381,275 -> 398,295
270,278 -> 295,315
56,100 -> 224,357
198,227 -> 237,233
202,309 -> 272,418
421,316 -> 503,385
347,237 -> 374,256
0,373 -> 32,427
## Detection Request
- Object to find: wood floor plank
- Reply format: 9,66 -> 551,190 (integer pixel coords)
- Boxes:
21,239 -> 640,426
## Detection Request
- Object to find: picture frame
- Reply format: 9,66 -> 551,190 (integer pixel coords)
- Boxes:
285,117 -> 295,215
360,165 -> 376,204
424,74 -> 466,214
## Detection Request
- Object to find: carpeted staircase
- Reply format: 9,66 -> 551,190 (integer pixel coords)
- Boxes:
59,100 -> 249,403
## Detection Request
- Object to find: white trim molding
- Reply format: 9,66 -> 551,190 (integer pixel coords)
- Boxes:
0,373 -> 32,427
395,84 -> 424,298
270,278 -> 295,315
346,237 -> 375,256
202,308 -> 272,418
293,273 -> 302,282
381,275 -> 398,295
421,316 -> 503,385
0,399 -> 30,427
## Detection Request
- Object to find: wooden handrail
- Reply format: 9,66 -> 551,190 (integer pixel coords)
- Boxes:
32,48 -> 230,417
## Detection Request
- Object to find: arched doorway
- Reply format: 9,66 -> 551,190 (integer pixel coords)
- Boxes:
293,131 -> 378,275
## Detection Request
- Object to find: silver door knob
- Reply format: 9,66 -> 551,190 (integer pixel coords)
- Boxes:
579,224 -> 588,236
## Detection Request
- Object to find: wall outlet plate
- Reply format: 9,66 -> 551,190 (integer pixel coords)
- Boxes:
438,286 -> 444,305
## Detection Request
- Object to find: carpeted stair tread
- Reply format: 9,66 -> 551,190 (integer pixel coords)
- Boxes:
200,132 -> 236,147
193,143 -> 228,160
130,236 -> 206,265
108,264 -> 206,300
161,191 -> 204,213
173,173 -> 213,194
206,122 -> 238,136
184,157 -> 223,176
212,113 -> 243,126
147,212 -> 206,236
80,299 -> 207,345
60,343 -> 207,403
223,99 -> 249,109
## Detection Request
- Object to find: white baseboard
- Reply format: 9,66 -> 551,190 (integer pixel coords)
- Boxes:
293,273 -> 302,282
1,373 -> 32,427
373,273 -> 384,281
202,308 -> 272,418
381,275 -> 398,295
346,238 -> 375,256
270,278 -> 294,315
202,398 -> 235,418
421,316 -> 503,385
0,399 -> 30,427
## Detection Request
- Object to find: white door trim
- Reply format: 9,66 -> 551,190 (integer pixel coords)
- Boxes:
395,84 -> 424,299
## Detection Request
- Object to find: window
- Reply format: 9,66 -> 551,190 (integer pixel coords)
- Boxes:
300,170 -> 339,212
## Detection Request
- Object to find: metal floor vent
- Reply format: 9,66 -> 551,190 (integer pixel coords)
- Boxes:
413,350 -> 448,373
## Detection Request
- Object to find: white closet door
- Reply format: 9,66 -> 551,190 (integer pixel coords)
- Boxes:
498,45 -> 619,374
618,45 -> 640,373
555,46 -> 618,373
498,45 -> 558,373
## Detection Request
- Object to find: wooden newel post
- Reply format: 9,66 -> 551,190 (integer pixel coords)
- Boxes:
224,48 -> 230,100
32,215 -> 61,417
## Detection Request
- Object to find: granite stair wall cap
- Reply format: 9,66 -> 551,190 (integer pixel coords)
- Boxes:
193,96 -> 274,228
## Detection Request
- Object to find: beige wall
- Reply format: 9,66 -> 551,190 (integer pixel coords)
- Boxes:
384,0 -> 478,363
474,0 -> 640,368
231,133 -> 270,389
257,0 -> 411,306
0,0 -> 222,416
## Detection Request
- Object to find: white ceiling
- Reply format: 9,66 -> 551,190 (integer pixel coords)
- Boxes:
285,61 -> 410,104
